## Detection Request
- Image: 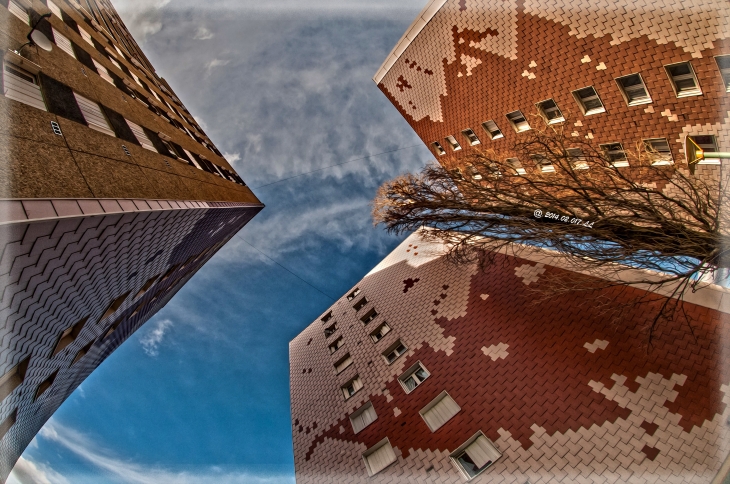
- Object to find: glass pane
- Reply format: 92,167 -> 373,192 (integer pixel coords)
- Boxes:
415,368 -> 428,381
404,377 -> 416,391
457,453 -> 480,477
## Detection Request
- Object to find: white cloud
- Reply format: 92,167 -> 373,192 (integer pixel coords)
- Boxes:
222,152 -> 241,164
139,319 -> 174,356
7,457 -> 69,484
36,421 -> 293,484
206,58 -> 230,73
194,26 -> 215,40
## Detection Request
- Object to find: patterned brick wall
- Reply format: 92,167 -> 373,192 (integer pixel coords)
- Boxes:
0,201 -> 261,480
289,231 -> 730,483
376,0 -> 730,170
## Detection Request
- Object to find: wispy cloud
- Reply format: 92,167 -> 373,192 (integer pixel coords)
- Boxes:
7,456 -> 69,484
222,152 -> 241,163
139,319 -> 174,356
194,26 -> 215,40
37,421 -> 294,484
206,58 -> 230,74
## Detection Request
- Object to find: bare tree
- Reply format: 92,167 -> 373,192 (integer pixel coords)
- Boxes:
373,117 -> 729,341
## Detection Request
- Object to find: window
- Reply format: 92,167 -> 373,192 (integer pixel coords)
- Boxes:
644,138 -> 673,165
341,376 -> 363,400
74,93 -> 115,137
131,72 -> 144,88
362,438 -> 397,476
481,120 -> 504,140
382,340 -> 407,364
92,59 -> 114,85
334,353 -> 353,374
466,164 -> 484,180
350,401 -> 377,433
108,56 -> 122,71
716,55 -> 730,92
690,135 -> 720,164
3,62 -> 46,111
47,0 -> 63,18
399,361 -> 429,393
324,322 -> 337,338
360,308 -> 378,325
566,148 -> 588,170
126,119 -> 158,152
328,336 -> 343,354
0,357 -> 30,401
135,275 -> 158,299
321,311 -> 333,323
184,148 -> 201,169
51,317 -> 88,357
78,27 -> 94,46
8,0 -> 29,24
536,99 -> 564,124
72,341 -> 93,365
52,28 -> 76,58
370,323 -> 391,343
505,110 -> 530,132
462,129 -> 480,146
353,297 -> 368,311
572,86 -> 605,115
665,62 -> 701,97
600,143 -> 629,167
34,371 -> 57,401
103,317 -> 123,339
420,391 -> 461,432
0,410 -> 17,440
506,158 -> 526,175
100,291 -> 130,321
432,142 -> 446,156
451,432 -> 502,480
531,154 -> 554,173
445,135 -> 462,151
346,288 -> 361,301
616,73 -> 651,105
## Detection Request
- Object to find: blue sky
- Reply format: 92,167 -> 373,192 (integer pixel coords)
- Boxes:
9,1 -> 434,483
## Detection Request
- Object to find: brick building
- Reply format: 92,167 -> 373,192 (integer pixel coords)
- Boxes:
289,230 -> 730,483
373,0 -> 729,177
0,0 -> 262,479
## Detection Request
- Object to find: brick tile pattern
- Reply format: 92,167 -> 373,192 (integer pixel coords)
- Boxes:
290,231 -> 730,483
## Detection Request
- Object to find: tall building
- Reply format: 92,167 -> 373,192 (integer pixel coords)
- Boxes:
0,0 -> 263,479
289,230 -> 730,483
373,0 -> 729,177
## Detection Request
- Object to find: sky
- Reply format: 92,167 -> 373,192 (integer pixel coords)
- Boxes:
9,1 -> 434,483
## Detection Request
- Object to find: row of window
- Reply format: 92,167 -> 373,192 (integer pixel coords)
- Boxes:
1,61 -> 245,185
432,56 -> 730,156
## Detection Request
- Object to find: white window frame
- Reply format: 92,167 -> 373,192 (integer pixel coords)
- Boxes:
715,55 -> 730,92
398,361 -> 429,394
74,92 -> 115,137
461,128 -> 480,146
328,336 -> 343,354
8,0 -> 29,25
531,154 -> 555,173
419,391 -> 461,432
362,438 -> 397,476
2,61 -> 47,111
350,401 -> 377,434
324,322 -> 337,338
47,0 -> 63,18
370,322 -> 391,343
432,141 -> 446,156
600,142 -> 629,168
78,27 -> 94,46
125,119 -> 157,152
353,297 -> 368,311
346,288 -> 361,301
334,353 -> 353,374
506,110 -> 530,133
52,28 -> 76,59
450,431 -> 502,480
536,99 -> 564,124
360,308 -> 378,325
506,158 -> 526,175
445,135 -> 462,151
183,148 -> 201,169
108,56 -> 122,71
615,73 -> 652,106
643,137 -> 673,165
481,120 -> 504,140
571,86 -> 605,116
566,148 -> 588,170
382,340 -> 407,365
92,59 -> 114,85
341,375 -> 363,400
664,62 -> 702,98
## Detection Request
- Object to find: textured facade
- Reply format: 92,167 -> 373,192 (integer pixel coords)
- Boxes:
289,231 -> 730,483
0,0 -> 263,479
374,0 -> 730,174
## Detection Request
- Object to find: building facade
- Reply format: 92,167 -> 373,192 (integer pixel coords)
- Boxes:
289,231 -> 730,483
0,0 -> 263,479
373,0 -> 729,177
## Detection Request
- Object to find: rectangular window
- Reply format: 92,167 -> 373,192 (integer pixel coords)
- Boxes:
370,322 -> 391,343
420,391 -> 461,432
644,138 -> 673,165
334,353 -> 353,374
353,297 -> 368,311
184,148 -> 201,169
360,308 -> 378,325
506,158 -> 526,175
2,63 -> 46,111
92,59 -> 114,85
341,376 -> 363,400
690,135 -> 720,165
350,401 -> 377,433
506,110 -> 530,132
566,148 -> 588,170
600,143 -> 629,168
74,92 -> 115,137
382,340 -> 407,365
616,73 -> 651,105
324,322 -> 337,338
346,288 -> 361,301
715,55 -> 730,92
445,135 -> 462,151
131,72 -> 144,88
125,119 -> 158,152
362,438 -> 397,476
0,357 -> 30,402
462,128 -> 480,146
531,154 -> 554,173
78,27 -> 94,46
34,371 -> 57,401
432,142 -> 446,156
8,0 -> 29,24
52,28 -> 76,58
399,361 -> 429,393
451,432 -> 502,480
47,0 -> 63,18
665,62 -> 701,97
572,86 -> 605,115
51,317 -> 88,357
321,311 -> 333,323
481,120 -> 504,140
536,99 -> 564,124
328,336 -> 343,354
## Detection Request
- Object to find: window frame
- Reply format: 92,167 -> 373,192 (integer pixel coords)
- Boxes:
461,128 -> 481,146
350,401 -> 377,434
341,375 -> 363,400
353,297 -> 368,311
450,431 -> 502,480
664,61 -> 702,98
481,120 -> 504,140
506,158 -> 526,175
362,437 -> 397,476
432,141 -> 446,156
445,135 -> 462,151
8,0 -> 30,25
334,353 -> 353,374
715,55 -> 730,92
571,86 -> 606,116
615,73 -> 652,106
328,336 -> 343,354
370,322 -> 391,343
600,142 -> 629,168
643,137 -> 673,165
346,288 -> 360,302
531,153 -> 555,173
360,308 -> 378,325
398,361 -> 430,394
2,61 -> 47,111
419,390 -> 461,432
535,98 -> 564,124
505,110 -> 530,133
382,340 -> 408,365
